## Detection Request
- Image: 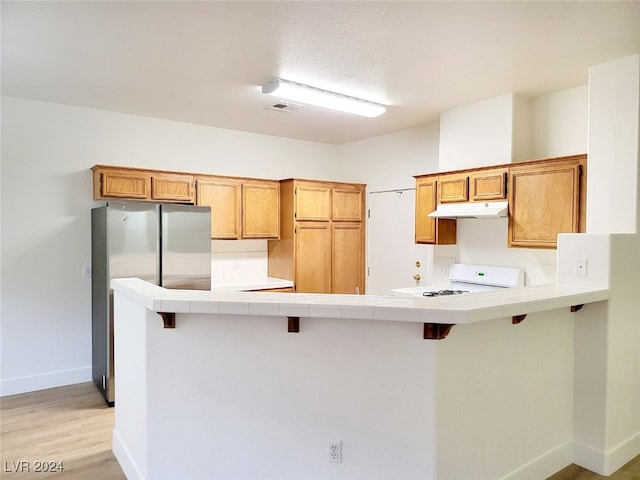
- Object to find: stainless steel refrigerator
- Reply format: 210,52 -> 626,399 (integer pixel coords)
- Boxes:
91,202 -> 211,405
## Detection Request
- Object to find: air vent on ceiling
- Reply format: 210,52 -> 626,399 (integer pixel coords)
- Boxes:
267,102 -> 302,113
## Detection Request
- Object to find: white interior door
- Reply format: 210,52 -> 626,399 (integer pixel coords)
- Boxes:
366,189 -> 431,295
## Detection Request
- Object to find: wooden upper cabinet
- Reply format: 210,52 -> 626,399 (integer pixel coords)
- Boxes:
242,181 -> 280,239
93,166 -> 150,200
92,165 -> 194,203
438,173 -> 469,203
295,182 -> 332,221
415,176 -> 456,245
414,154 -> 585,248
438,169 -> 507,203
415,177 -> 437,243
470,168 -> 508,201
151,173 -> 194,202
196,177 -> 280,240
508,156 -> 585,248
196,179 -> 241,239
92,165 -> 279,240
332,186 -> 365,221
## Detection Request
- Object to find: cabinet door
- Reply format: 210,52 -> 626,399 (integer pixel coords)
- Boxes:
97,169 -> 149,200
332,186 -> 364,221
438,173 -> 469,203
295,182 -> 332,221
295,222 -> 332,293
332,222 -> 364,294
508,162 -> 581,248
415,177 -> 457,245
242,181 -> 280,239
196,179 -> 241,239
151,174 -> 194,202
470,168 -> 507,201
415,178 -> 437,243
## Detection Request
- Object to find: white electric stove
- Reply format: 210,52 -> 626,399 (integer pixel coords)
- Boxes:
390,264 -> 525,298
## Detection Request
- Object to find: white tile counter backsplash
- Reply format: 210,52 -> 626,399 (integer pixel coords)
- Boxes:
211,240 -> 269,284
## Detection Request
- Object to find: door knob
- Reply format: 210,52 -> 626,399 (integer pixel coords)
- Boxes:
413,274 -> 421,281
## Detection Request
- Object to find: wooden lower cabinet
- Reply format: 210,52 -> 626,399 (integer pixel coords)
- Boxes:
332,223 -> 364,294
295,222 -> 332,293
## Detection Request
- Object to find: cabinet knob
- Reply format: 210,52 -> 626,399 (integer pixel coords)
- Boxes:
413,274 -> 421,281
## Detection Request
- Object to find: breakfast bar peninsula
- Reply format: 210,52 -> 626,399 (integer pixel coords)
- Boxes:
109,235 -> 625,480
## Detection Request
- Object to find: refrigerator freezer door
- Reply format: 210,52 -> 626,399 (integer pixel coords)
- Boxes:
108,202 -> 159,284
160,204 -> 212,290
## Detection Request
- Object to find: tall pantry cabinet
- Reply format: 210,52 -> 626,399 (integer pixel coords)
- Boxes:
268,179 -> 366,294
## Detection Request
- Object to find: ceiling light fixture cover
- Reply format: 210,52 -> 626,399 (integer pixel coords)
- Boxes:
262,78 -> 386,117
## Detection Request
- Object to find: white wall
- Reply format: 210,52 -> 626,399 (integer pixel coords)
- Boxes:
437,311 -> 575,480
565,53 -> 640,475
114,294 -> 437,480
587,54 -> 640,234
0,96 -> 338,395
439,93 -> 532,170
531,85 -> 589,159
437,88 -> 589,285
336,122 -> 439,190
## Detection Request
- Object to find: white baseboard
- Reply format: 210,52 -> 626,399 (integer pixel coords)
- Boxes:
0,366 -> 92,397
607,431 -> 640,474
499,441 -> 573,480
113,429 -> 145,480
575,431 -> 640,475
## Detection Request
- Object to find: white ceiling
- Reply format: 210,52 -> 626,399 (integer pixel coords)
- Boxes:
2,1 -> 639,145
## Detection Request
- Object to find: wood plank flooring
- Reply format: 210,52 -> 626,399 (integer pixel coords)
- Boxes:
546,456 -> 640,480
1,382 -> 125,479
1,382 -> 638,479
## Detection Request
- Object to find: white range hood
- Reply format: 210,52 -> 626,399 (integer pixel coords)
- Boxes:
427,201 -> 508,219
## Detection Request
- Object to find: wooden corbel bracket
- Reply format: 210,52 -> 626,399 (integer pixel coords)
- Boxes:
512,314 -> 527,324
288,316 -> 300,333
158,312 -> 176,329
423,323 -> 455,340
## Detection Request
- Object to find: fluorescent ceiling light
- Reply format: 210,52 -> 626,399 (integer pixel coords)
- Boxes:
262,78 -> 386,117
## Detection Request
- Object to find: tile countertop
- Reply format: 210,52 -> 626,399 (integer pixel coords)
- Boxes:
112,278 -> 611,326
210,277 -> 294,293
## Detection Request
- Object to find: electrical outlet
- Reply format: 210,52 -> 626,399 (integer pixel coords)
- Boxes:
575,258 -> 587,277
328,441 -> 342,463
83,265 -> 92,278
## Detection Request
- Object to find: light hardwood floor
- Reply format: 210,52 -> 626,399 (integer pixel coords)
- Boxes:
1,382 -> 638,479
1,382 -> 125,479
